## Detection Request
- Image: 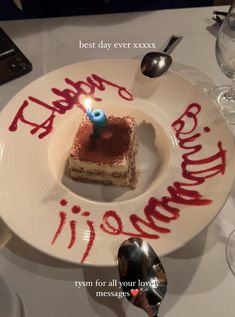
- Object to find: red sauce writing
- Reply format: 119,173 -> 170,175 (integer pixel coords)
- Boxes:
100,103 -> 226,238
51,202 -> 94,263
51,103 -> 226,263
68,220 -> 76,249
9,74 -> 133,139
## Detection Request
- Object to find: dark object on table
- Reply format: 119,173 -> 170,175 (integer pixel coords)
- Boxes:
213,10 -> 227,25
0,0 -> 214,20
0,27 -> 32,85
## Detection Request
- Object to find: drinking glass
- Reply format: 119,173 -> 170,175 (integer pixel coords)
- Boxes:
212,1 -> 235,276
226,229 -> 235,276
212,1 -> 235,124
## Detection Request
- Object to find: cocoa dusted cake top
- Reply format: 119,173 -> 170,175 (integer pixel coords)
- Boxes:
71,116 -> 135,165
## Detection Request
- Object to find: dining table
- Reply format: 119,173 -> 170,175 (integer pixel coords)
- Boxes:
1,4 -> 235,317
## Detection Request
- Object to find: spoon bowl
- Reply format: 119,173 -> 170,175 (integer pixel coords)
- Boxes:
118,238 -> 167,317
141,52 -> 172,78
141,35 -> 182,78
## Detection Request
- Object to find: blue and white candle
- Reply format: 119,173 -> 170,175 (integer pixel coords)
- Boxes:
84,98 -> 108,138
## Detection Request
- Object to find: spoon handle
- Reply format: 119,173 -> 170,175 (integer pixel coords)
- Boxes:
162,35 -> 182,54
150,302 -> 161,317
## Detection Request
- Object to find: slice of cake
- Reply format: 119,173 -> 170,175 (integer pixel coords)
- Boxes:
68,115 -> 138,189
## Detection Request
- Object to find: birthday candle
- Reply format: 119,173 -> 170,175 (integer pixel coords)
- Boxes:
84,97 -> 108,138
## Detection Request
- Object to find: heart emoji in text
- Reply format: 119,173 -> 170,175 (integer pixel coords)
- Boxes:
131,289 -> 139,297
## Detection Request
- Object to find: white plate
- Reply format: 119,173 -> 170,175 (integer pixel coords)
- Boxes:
0,59 -> 234,266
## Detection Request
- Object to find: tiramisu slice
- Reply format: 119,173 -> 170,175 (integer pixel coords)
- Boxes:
68,116 -> 138,189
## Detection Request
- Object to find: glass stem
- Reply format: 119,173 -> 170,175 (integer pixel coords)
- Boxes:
232,80 -> 235,95
225,80 -> 235,100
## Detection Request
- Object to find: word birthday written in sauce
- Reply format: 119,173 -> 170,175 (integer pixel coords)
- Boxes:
51,103 -> 226,263
8,74 -> 133,139
51,199 -> 94,264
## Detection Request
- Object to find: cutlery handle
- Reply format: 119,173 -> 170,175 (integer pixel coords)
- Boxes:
212,11 -> 228,25
162,35 -> 183,54
213,10 -> 227,17
151,302 -> 161,317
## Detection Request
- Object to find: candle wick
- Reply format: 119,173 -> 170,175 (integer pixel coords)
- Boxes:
93,111 -> 100,117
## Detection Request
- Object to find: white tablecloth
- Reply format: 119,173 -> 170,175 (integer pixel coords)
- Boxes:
1,5 -> 235,317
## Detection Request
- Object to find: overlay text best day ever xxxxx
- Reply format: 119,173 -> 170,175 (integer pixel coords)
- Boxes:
79,40 -> 157,50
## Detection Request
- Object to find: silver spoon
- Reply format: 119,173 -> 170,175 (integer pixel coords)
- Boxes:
118,238 -> 167,317
141,35 -> 182,78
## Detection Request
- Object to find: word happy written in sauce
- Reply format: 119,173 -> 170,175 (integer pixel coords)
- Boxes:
52,103 -> 226,263
8,74 -> 133,139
